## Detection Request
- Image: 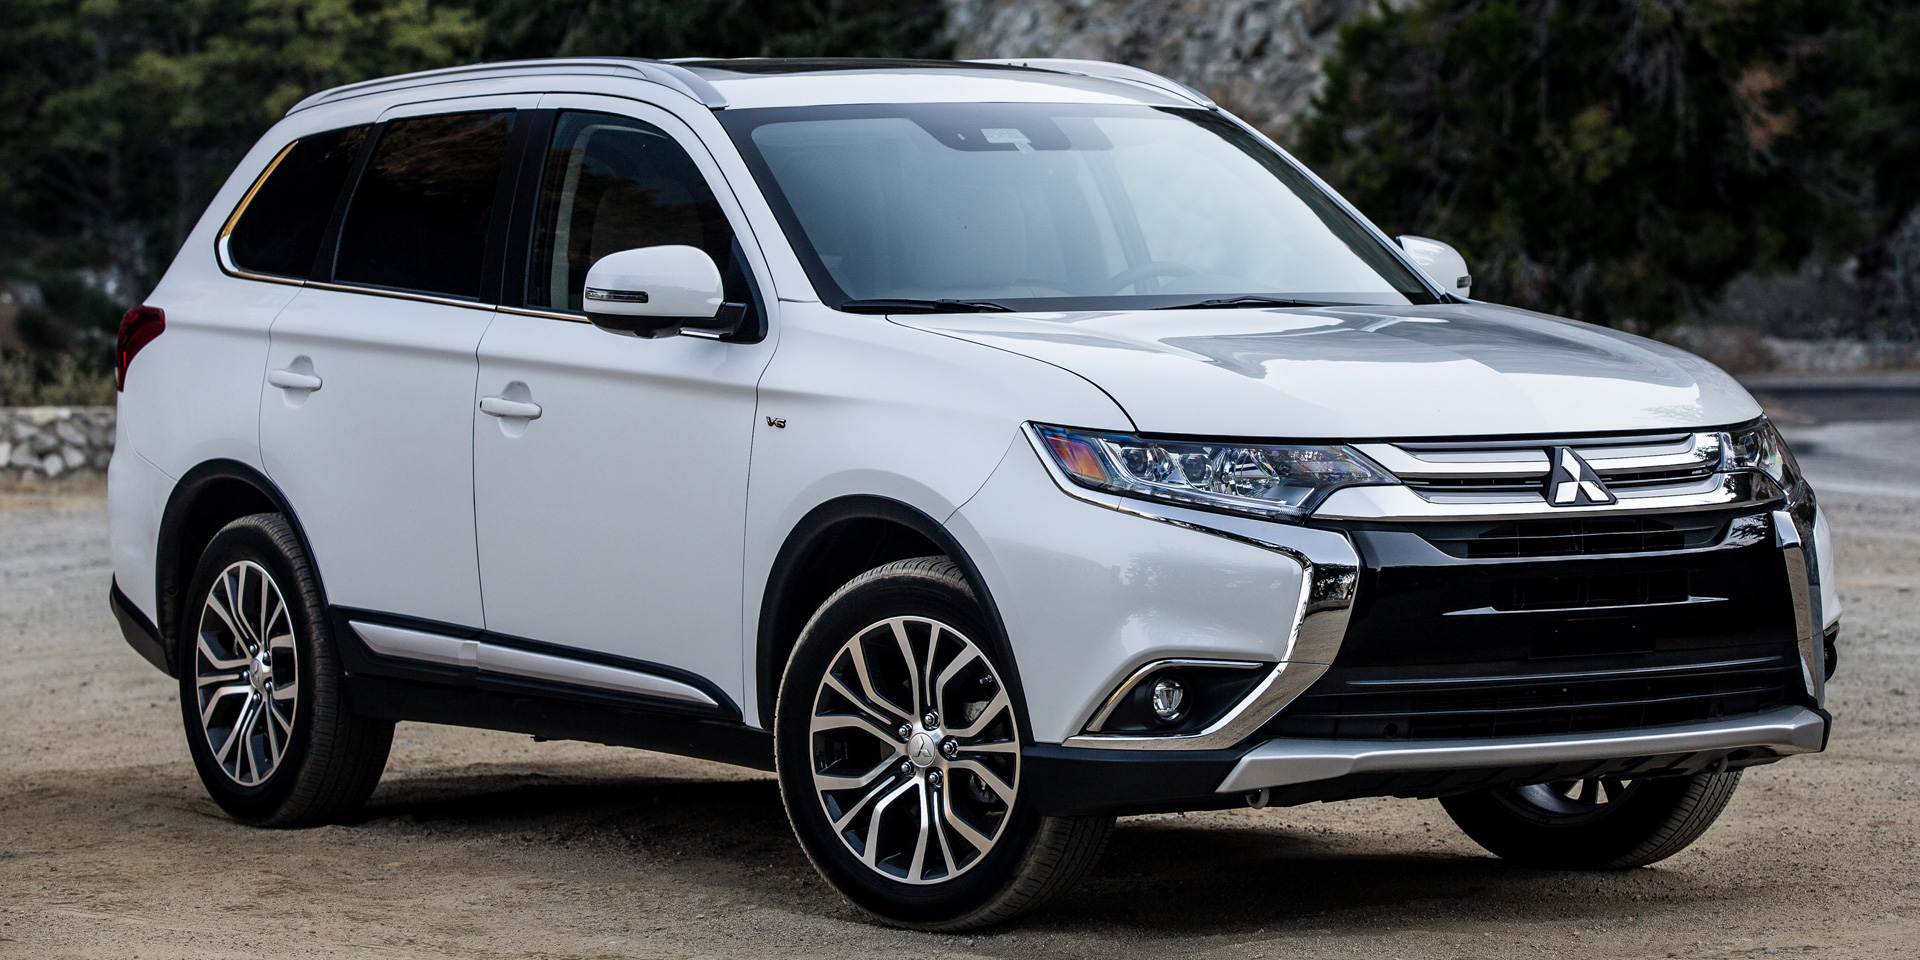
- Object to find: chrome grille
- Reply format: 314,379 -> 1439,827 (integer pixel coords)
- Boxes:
1355,432 -> 1723,505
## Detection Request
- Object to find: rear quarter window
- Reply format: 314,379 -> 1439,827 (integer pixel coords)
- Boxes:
223,125 -> 369,279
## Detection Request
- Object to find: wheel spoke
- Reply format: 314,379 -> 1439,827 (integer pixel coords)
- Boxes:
1602,778 -> 1628,803
1577,779 -> 1600,804
821,672 -> 907,734
947,758 -> 1015,804
941,793 -> 996,852
831,774 -> 904,832
888,619 -> 923,721
196,635 -> 249,672
847,635 -> 912,723
201,588 -> 249,651
810,712 -> 905,746
859,778 -> 916,867
905,780 -> 933,882
944,689 -> 1010,740
814,751 -> 901,793
932,644 -> 981,725
959,739 -> 1018,755
200,683 -> 252,727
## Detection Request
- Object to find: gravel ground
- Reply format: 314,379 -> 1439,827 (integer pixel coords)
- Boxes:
2,410 -> 1917,959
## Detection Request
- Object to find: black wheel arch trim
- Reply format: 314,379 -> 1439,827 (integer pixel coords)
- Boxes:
154,459 -> 326,675
755,495 -> 1029,739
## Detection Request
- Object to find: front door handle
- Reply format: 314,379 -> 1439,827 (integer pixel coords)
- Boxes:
267,367 -> 323,391
479,396 -> 542,420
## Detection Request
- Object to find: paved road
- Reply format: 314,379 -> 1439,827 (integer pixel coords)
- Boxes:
2,399 -> 1917,959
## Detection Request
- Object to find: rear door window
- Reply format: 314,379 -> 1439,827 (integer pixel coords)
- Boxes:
334,111 -> 517,300
224,125 -> 368,279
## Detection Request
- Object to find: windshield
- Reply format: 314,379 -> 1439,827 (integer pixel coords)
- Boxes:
719,103 -> 1436,311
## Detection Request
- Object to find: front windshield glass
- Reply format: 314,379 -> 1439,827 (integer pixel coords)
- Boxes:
719,103 -> 1436,311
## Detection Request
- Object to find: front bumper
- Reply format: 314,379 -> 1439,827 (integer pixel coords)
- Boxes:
1026,705 -> 1829,816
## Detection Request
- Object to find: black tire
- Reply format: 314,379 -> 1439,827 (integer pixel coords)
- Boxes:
177,513 -> 393,827
1440,770 -> 1743,869
775,557 -> 1111,930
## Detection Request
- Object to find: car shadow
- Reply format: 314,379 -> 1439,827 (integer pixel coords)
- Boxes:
350,767 -> 1775,936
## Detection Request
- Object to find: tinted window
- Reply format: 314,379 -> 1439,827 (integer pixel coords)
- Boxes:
226,126 -> 368,278
334,111 -> 516,299
529,112 -> 736,312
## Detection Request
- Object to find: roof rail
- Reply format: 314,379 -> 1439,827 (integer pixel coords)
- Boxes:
285,58 -> 729,115
966,58 -> 1214,108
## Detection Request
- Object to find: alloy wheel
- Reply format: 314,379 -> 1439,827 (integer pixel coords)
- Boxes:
1499,777 -> 1642,826
808,616 -> 1020,885
192,560 -> 299,787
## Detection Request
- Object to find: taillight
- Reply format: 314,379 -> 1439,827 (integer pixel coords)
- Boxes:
115,306 -> 165,391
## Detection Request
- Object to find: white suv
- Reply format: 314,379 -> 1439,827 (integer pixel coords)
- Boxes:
107,57 -> 1841,929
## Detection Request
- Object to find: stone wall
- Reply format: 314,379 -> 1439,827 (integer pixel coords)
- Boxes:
3,407 -> 115,482
943,0 -> 1382,139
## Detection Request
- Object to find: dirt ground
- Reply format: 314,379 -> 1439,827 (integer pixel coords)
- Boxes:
3,408 -> 1917,959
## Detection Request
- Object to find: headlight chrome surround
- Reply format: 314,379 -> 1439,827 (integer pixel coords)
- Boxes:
1033,424 -> 1397,522
1720,417 -> 1809,506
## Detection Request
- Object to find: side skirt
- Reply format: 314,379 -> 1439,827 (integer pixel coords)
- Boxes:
330,606 -> 773,771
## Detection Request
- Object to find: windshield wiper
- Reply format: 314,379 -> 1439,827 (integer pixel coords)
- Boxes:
1154,296 -> 1328,310
838,298 -> 1014,314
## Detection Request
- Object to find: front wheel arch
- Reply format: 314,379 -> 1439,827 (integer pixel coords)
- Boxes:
755,495 -> 1028,740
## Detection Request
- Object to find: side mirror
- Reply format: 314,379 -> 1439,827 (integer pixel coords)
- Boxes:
583,245 -> 730,339
1396,236 -> 1472,298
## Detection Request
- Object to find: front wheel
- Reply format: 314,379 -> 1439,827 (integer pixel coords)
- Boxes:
775,557 -> 1111,930
1440,770 -> 1743,869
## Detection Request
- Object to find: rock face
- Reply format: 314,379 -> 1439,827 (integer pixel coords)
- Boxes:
943,0 -> 1377,139
2,407 -> 114,483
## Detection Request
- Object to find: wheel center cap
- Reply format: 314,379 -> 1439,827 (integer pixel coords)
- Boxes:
907,732 -> 938,768
247,654 -> 271,692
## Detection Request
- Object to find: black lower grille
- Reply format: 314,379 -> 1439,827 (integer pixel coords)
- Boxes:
1264,654 -> 1803,741
1423,515 -> 1728,559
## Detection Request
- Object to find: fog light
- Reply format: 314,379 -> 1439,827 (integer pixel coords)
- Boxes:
1150,675 -> 1187,723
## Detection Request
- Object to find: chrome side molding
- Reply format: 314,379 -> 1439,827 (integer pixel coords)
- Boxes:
350,621 -> 719,707
1217,705 -> 1828,793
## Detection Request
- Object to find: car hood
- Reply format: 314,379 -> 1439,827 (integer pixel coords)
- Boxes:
891,302 -> 1760,439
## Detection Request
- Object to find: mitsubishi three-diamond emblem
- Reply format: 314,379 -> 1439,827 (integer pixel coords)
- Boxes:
1545,447 -> 1616,506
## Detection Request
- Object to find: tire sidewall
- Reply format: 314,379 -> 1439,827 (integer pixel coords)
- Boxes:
177,515 -> 327,823
775,563 -> 1044,927
1443,773 -> 1717,868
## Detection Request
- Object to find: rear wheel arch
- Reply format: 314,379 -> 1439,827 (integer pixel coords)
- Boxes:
755,496 -> 1026,736
157,460 -> 321,673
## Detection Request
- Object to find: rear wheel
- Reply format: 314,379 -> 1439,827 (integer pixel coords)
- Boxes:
775,557 -> 1111,930
1440,770 -> 1743,869
178,513 -> 393,827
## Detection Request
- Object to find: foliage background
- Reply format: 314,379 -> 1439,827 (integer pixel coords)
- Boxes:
1,0 -> 1914,402
0,0 -> 947,403
1294,0 -> 1920,333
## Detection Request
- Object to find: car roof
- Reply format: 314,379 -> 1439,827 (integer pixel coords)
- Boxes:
286,57 -> 1213,116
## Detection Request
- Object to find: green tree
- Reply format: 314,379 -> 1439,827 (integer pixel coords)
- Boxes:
1295,0 -> 1919,330
474,0 -> 949,61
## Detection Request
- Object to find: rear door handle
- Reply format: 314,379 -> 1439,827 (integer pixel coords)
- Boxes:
267,367 -> 323,391
479,396 -> 542,420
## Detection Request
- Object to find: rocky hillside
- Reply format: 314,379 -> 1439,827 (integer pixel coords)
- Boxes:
943,0 -> 1376,139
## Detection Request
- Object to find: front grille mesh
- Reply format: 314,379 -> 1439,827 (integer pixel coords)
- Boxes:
1421,514 -> 1728,558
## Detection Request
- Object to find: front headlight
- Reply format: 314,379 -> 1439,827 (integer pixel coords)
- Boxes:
1033,424 -> 1396,521
1722,418 -> 1809,504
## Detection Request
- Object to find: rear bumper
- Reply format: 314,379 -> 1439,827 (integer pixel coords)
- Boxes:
1219,704 -> 1828,793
